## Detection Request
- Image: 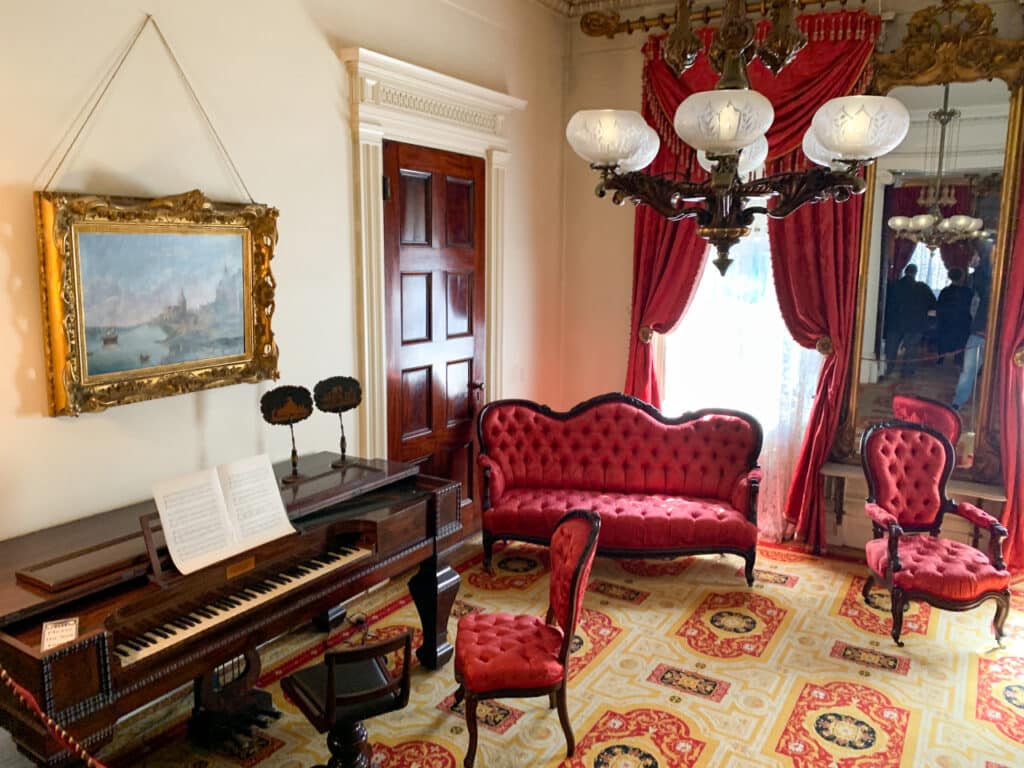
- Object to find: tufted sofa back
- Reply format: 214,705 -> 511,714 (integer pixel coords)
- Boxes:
861,421 -> 954,528
477,394 -> 762,501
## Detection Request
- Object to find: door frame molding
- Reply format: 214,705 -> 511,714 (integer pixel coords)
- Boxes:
339,47 -> 526,459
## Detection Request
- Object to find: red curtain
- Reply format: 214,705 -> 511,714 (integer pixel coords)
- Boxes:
886,186 -> 926,280
771,199 -> 864,550
997,155 -> 1024,571
626,11 -> 881,406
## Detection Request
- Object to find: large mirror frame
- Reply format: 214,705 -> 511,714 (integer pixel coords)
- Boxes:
838,0 -> 1024,483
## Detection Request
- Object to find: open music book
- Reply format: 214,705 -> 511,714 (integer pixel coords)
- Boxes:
152,454 -> 296,575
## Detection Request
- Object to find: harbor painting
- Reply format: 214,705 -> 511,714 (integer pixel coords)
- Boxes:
78,229 -> 248,378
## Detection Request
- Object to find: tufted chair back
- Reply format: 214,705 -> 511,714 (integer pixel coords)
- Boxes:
860,421 -> 954,529
891,394 -> 962,446
548,510 -> 601,649
478,395 -> 761,502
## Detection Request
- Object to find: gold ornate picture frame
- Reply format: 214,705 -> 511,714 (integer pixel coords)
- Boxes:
35,189 -> 280,416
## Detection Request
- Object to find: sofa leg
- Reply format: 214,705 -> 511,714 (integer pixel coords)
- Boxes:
482,533 -> 495,574
744,551 -> 756,587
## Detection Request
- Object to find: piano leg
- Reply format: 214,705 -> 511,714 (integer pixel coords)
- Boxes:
407,554 -> 461,669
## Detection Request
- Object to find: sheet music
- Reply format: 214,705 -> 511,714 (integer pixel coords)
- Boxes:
153,455 -> 295,575
218,455 -> 295,549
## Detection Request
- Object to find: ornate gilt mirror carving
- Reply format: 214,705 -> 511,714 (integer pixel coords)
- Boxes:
839,0 -> 1024,483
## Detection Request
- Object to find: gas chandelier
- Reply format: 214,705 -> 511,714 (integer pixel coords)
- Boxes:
565,0 -> 910,274
886,84 -> 991,252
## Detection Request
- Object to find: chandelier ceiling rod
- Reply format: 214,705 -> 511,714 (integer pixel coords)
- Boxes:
929,84 -> 955,210
580,0 -> 868,39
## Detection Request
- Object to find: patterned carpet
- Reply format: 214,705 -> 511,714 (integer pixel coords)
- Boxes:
83,541 -> 1024,767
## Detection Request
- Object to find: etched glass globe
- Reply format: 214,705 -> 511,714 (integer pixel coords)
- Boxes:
617,125 -> 661,172
674,90 -> 774,154
566,110 -> 651,167
888,215 -> 911,231
802,128 -> 834,167
811,95 -> 909,160
696,135 -> 768,175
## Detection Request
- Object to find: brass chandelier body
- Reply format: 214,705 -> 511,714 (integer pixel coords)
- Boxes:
590,0 -> 868,274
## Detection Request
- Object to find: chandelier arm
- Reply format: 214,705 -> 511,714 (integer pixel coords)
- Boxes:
737,168 -> 867,219
600,171 -> 711,221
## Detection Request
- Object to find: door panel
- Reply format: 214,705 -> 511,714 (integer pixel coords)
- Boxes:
384,141 -> 486,537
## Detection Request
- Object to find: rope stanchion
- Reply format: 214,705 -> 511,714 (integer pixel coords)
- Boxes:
0,663 -> 109,768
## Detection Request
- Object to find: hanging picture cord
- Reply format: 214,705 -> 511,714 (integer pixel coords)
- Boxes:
0,663 -> 109,768
44,14 -> 255,203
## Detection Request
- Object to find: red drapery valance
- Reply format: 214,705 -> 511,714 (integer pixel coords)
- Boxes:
625,10 -> 881,408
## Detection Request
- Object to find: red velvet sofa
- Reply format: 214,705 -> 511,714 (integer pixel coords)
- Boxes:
476,393 -> 763,585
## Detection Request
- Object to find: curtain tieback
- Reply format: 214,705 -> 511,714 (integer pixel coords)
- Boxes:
1014,346 -> 1024,367
816,337 -> 834,355
638,325 -> 655,343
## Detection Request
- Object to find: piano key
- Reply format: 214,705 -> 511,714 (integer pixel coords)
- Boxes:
115,544 -> 372,668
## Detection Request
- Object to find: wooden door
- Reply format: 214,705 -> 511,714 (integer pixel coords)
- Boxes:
383,141 -> 486,536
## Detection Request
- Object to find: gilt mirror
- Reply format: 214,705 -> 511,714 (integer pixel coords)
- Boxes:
840,0 -> 1024,483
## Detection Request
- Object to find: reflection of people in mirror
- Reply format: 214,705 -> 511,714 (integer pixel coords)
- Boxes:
885,264 -> 936,377
936,267 -> 973,366
953,244 -> 992,411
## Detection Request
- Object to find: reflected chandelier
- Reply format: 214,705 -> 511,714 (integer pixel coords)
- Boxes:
886,84 -> 991,252
566,0 -> 910,274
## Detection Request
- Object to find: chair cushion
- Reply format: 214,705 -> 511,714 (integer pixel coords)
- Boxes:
455,612 -> 564,693
486,489 -> 757,551
866,535 -> 1010,601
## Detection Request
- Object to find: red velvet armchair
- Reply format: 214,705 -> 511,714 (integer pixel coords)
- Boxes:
452,510 -> 600,768
860,421 -> 1010,646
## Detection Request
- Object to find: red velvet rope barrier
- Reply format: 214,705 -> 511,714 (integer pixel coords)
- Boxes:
0,663 -> 109,768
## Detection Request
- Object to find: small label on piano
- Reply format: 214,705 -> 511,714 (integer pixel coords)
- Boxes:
226,556 -> 256,580
41,618 -> 79,651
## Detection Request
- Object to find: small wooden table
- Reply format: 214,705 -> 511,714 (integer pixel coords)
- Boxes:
820,461 -> 1007,548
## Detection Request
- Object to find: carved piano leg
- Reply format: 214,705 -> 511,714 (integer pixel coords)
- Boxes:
188,649 -> 281,751
407,555 -> 461,669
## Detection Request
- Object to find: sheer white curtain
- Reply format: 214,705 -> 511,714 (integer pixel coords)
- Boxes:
660,214 -> 821,541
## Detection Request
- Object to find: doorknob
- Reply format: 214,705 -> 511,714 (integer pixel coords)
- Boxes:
470,381 -> 485,402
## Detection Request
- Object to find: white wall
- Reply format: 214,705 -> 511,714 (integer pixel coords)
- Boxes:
0,0 -> 568,540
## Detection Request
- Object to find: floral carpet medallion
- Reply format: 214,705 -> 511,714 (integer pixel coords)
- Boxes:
588,579 -> 650,605
565,707 -> 710,767
371,739 -> 457,767
439,694 -> 523,734
675,591 -> 788,659
617,558 -> 692,577
829,641 -> 911,675
770,680 -> 914,767
646,664 -> 729,702
738,567 -> 799,587
466,544 -> 547,590
834,575 -> 932,641
568,607 -> 622,679
756,543 -> 816,563
970,654 -> 1024,743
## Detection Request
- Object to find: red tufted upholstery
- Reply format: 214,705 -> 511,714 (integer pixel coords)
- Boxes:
453,510 -> 600,768
892,394 -> 962,446
862,426 -> 948,527
477,394 -> 763,585
859,421 -> 1011,646
866,536 -> 1009,601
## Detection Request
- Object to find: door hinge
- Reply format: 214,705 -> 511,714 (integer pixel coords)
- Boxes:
382,176 -> 391,202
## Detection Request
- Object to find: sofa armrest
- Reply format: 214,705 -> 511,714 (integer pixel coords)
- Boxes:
730,468 -> 762,524
478,455 -> 504,508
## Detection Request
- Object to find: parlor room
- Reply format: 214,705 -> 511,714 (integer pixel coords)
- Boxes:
0,1 -> 1022,766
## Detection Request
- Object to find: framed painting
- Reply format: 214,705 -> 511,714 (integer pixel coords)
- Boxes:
35,189 -> 280,415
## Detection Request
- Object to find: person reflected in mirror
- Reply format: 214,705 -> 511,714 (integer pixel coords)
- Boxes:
885,263 -> 936,377
952,243 -> 992,411
936,266 -> 973,367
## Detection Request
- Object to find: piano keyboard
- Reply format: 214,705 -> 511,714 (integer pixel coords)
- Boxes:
114,545 -> 371,668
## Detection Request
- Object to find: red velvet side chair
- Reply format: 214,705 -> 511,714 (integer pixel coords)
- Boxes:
860,421 -> 1010,646
453,509 -> 600,768
891,393 -> 962,446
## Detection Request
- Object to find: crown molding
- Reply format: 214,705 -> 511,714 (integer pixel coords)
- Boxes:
534,0 -> 659,17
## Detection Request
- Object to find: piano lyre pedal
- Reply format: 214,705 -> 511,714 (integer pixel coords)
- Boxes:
0,454 -> 462,766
